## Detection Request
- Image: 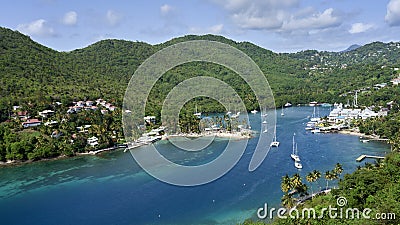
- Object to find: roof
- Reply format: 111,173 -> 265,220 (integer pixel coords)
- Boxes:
23,119 -> 41,124
17,111 -> 28,116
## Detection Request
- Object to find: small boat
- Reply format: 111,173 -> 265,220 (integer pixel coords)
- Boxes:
281,106 -> 285,116
251,109 -> 258,114
290,133 -> 300,161
361,139 -> 369,143
294,160 -> 303,169
263,129 -> 268,133
309,101 -> 318,107
194,105 -> 202,118
270,128 -> 280,147
284,102 -> 292,107
293,143 -> 302,169
309,107 -> 319,122
262,120 -> 267,124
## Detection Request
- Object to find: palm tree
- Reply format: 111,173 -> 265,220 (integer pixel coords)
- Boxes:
330,171 -> 339,189
281,174 -> 292,193
291,173 -> 302,190
306,172 -> 314,194
306,170 -> 321,198
313,170 -> 321,184
334,163 -> 343,178
291,173 -> 307,196
325,171 -> 334,190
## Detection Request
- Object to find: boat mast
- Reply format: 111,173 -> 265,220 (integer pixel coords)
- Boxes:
292,133 -> 295,154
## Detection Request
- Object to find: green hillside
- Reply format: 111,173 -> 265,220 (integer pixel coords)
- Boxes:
2,27 -> 400,120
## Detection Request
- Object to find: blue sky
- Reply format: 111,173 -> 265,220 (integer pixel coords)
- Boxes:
1,0 -> 400,52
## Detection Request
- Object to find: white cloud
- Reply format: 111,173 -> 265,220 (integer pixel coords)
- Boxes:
348,22 -> 373,34
17,19 -> 55,37
160,4 -> 174,16
106,10 -> 123,26
189,24 -> 224,34
62,11 -> 78,25
385,0 -> 400,26
211,0 -> 342,32
231,11 -> 285,30
282,8 -> 341,32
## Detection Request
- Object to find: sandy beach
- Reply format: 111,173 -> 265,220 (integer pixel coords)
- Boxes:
166,131 -> 252,140
338,129 -> 389,141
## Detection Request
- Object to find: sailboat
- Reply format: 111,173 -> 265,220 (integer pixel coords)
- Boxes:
270,127 -> 280,147
281,106 -> 285,116
194,104 -> 201,118
261,108 -> 268,117
294,143 -> 303,169
310,106 -> 319,122
290,133 -> 300,161
263,122 -> 268,133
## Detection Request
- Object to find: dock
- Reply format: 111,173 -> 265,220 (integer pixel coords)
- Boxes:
356,154 -> 385,162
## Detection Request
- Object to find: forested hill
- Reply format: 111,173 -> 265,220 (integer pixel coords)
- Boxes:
287,41 -> 400,69
1,26 -> 400,121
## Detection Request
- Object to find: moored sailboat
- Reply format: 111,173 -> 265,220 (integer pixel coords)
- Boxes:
270,127 -> 280,147
290,133 -> 300,161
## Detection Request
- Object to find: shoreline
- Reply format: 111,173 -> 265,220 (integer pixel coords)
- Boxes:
337,129 -> 389,142
166,131 -> 252,140
0,146 -> 126,168
0,131 -> 253,167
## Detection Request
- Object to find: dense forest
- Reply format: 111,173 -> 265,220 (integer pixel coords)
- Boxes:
1,26 -> 400,162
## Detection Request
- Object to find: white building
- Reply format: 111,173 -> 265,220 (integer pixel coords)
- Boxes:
328,103 -> 386,123
39,110 -> 55,118
87,136 -> 99,147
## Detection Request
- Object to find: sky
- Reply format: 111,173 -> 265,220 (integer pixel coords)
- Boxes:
1,0 -> 400,53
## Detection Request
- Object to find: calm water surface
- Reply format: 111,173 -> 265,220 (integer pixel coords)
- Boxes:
0,107 -> 389,225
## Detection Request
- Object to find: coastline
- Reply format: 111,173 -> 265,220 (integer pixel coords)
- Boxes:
0,146 -> 127,168
166,131 -> 252,140
337,129 -> 389,142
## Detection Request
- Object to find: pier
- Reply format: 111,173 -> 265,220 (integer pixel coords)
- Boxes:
356,154 -> 385,162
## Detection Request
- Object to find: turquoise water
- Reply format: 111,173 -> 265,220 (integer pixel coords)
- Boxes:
0,107 -> 389,225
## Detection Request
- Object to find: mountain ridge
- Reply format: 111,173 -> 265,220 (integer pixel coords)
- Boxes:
1,26 -> 399,122
341,44 -> 361,52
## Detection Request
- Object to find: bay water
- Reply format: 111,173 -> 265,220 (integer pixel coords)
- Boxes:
0,107 -> 389,225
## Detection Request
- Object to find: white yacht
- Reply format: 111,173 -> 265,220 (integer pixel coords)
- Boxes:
293,143 -> 302,169
290,134 -> 300,161
251,109 -> 258,114
270,128 -> 280,147
284,102 -> 292,107
194,105 -> 201,118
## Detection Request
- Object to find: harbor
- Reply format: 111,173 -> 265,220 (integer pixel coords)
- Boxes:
0,106 -> 390,225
